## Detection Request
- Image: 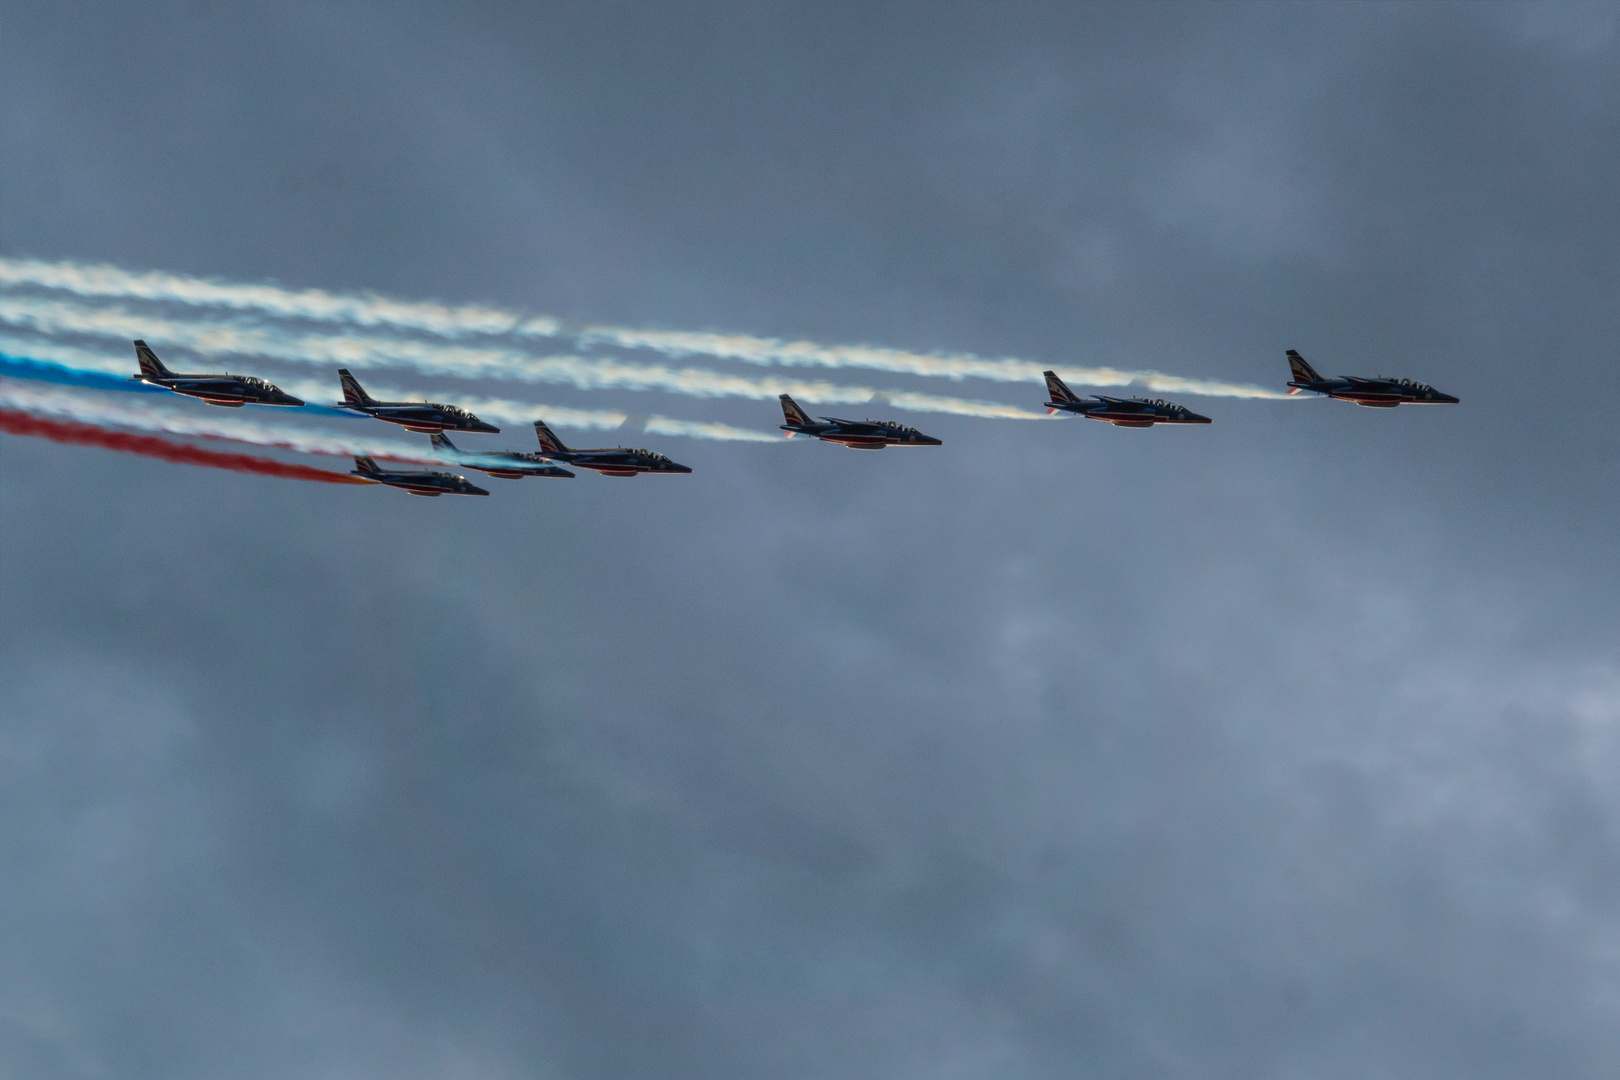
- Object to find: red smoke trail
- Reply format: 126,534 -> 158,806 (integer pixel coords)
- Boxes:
0,409 -> 373,485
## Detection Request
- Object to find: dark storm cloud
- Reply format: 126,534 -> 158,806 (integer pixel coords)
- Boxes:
3,3 -> 1618,1078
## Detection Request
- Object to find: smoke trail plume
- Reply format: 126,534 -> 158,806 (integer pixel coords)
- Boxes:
0,409 -> 372,484
0,295 -> 1053,418
0,350 -> 167,395
0,380 -> 444,463
0,257 -> 1289,399
571,326 -> 1292,399
0,257 -> 538,336
0,342 -> 779,441
0,374 -> 780,472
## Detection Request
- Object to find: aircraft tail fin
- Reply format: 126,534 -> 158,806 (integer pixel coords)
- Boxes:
133,340 -> 174,379
429,431 -> 458,453
1043,370 -> 1083,405
779,394 -> 814,427
1286,350 -> 1323,385
338,368 -> 376,408
533,419 -> 569,455
353,454 -> 380,474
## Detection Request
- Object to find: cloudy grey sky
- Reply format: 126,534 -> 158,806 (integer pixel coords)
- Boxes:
3,2 -> 1619,1077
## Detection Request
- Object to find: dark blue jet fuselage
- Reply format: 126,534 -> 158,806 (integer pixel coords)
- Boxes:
777,394 -> 942,449
129,340 -> 304,407
351,455 -> 490,496
1041,371 -> 1211,427
338,368 -> 500,433
1285,350 -> 1459,407
531,420 -> 692,476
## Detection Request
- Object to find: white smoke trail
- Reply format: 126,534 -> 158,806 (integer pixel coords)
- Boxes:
570,326 -> 1292,399
0,257 -> 1290,399
644,417 -> 777,442
424,391 -> 780,441
0,256 -> 547,337
883,391 -> 1045,421
0,296 -> 1050,419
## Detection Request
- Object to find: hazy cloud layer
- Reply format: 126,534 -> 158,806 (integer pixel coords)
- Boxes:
3,3 -> 1618,1078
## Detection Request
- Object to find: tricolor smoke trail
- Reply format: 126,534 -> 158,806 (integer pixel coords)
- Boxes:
0,257 -> 1289,400
0,380 -> 445,463
0,409 -> 373,484
0,345 -> 784,442
0,381 -> 787,479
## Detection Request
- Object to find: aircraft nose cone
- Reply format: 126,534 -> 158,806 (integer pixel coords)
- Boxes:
1192,414 -> 1213,424
281,394 -> 307,406
1438,393 -> 1460,403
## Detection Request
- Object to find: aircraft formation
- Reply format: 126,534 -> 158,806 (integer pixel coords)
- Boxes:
126,339 -> 1459,496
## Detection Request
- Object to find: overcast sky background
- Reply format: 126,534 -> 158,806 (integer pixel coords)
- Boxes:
3,3 -> 1619,1077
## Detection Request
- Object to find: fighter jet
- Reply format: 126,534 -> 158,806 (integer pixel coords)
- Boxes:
337,369 -> 500,433
350,454 -> 489,496
1285,350 -> 1459,407
128,340 -> 304,407
428,431 -> 574,479
1042,371 -> 1211,427
531,419 -> 692,477
777,394 -> 943,449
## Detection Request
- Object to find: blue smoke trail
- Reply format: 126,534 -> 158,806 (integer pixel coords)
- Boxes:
0,352 -> 357,416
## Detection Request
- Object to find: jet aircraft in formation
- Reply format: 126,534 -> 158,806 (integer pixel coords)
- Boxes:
1041,371 -> 1211,427
338,369 -> 500,433
429,431 -> 575,479
1285,350 -> 1459,407
129,340 -> 305,407
350,454 -> 489,496
778,394 -> 943,448
530,420 -> 693,476
117,340 -> 1463,498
